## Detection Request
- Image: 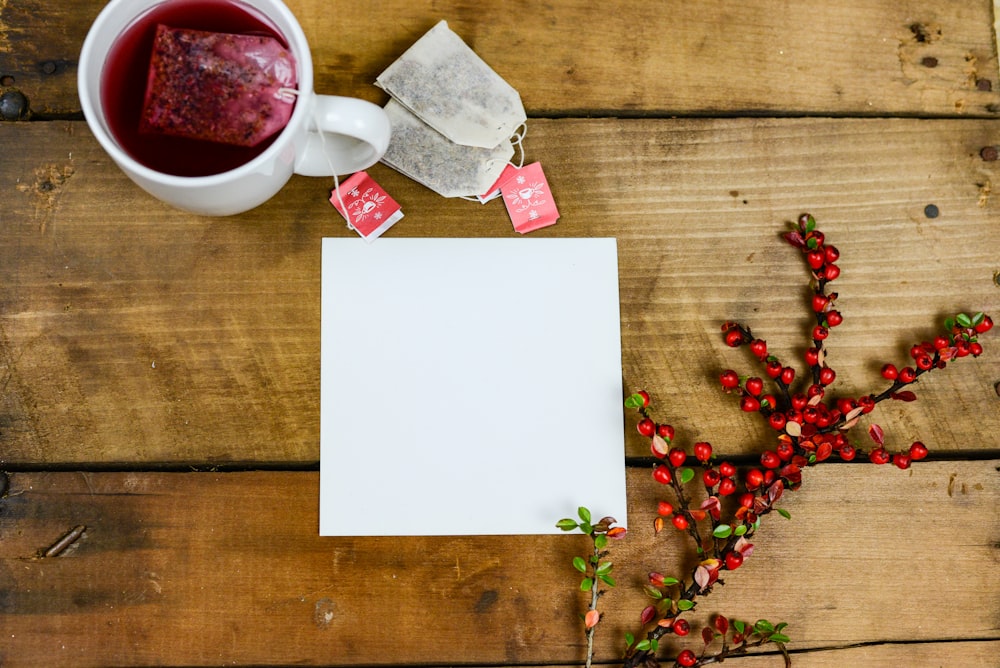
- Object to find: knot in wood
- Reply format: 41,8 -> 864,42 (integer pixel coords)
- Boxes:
0,89 -> 30,121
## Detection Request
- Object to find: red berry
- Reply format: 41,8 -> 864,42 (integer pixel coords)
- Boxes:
653,465 -> 673,485
933,336 -> 950,350
806,250 -> 825,269
899,367 -> 916,383
738,492 -> 755,508
703,469 -> 721,487
725,329 -> 744,347
768,412 -> 787,430
745,469 -> 764,490
812,294 -> 829,312
760,451 -> 781,469
658,424 -> 675,440
812,325 -> 829,340
780,366 -> 796,385
839,444 -> 856,461
765,360 -> 782,378
837,398 -> 857,415
720,370 -> 740,389
804,347 -> 820,366
824,245 -> 840,263
819,367 -> 836,385
974,315 -> 993,333
719,461 -> 736,477
750,339 -> 768,358
672,618 -> 690,636
807,383 -> 825,399
824,264 -> 840,281
869,448 -> 890,465
893,453 -> 911,469
776,441 -> 794,461
724,551 -> 744,570
657,500 -> 674,516
745,377 -> 763,396
740,395 -> 760,412
826,310 -> 843,327
881,363 -> 898,380
909,441 -> 928,460
636,390 -> 651,407
718,477 -> 737,496
858,395 -> 875,413
677,649 -> 698,667
970,342 -> 983,356
638,418 -> 655,437
694,442 -> 713,462
669,447 -> 687,468
672,514 -> 689,531
791,393 -> 808,410
915,354 -> 933,370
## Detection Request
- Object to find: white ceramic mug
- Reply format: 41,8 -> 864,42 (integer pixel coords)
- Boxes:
78,0 -> 391,216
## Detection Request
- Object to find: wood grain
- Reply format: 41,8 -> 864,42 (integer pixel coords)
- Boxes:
0,462 -> 995,666
1,0 -> 998,117
1,118 -> 997,464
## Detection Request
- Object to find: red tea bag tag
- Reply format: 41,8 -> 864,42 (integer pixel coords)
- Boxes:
329,172 -> 404,242
140,25 -> 297,147
499,162 -> 559,233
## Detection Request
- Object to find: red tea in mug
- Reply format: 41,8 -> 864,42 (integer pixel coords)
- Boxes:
101,0 -> 296,177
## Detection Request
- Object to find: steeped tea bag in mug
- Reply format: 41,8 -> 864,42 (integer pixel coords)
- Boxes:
140,24 -> 297,147
375,20 -> 525,149
380,99 -> 513,198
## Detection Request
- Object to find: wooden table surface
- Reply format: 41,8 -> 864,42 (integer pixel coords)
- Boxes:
1,1 -> 998,666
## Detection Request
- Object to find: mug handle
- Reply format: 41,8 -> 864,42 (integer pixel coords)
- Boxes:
294,96 -> 391,177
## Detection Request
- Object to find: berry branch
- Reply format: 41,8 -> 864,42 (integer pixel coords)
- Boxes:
561,214 -> 991,668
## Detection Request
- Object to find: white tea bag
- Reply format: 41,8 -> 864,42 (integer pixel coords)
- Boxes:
376,20 -> 526,149
380,100 -> 513,198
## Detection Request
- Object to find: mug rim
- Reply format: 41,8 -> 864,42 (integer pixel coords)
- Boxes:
77,0 -> 315,187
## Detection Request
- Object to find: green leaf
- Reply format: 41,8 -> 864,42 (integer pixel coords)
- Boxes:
625,632 -> 635,646
662,576 -> 680,586
624,394 -> 644,409
775,622 -> 788,632
594,534 -> 608,550
733,620 -> 746,634
598,574 -> 616,587
679,467 -> 695,484
803,214 -> 816,232
944,317 -> 956,330
755,619 -> 775,634
572,556 -> 587,573
734,524 -> 748,536
806,236 -> 818,249
636,639 -> 651,651
713,524 -> 733,539
578,506 -> 592,523
771,633 -> 790,644
677,599 -> 694,611
596,561 -> 614,576
556,518 -> 579,531
579,522 -> 593,535
777,508 -> 791,519
644,585 -> 664,599
580,577 -> 594,592
956,313 -> 973,328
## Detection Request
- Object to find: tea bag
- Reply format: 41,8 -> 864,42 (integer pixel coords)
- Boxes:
380,99 -> 513,198
140,24 -> 297,147
376,20 -> 525,149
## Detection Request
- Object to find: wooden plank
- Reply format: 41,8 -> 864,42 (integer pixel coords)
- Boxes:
0,462 -> 995,666
1,0 -> 998,117
1,118 -> 998,465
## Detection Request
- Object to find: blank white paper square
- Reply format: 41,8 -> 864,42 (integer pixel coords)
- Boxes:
320,238 -> 626,536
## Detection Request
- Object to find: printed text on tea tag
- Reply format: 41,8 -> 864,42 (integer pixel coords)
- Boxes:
500,162 -> 559,234
330,172 -> 403,242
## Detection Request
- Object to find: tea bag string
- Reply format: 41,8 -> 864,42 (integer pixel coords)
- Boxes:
459,122 -> 528,202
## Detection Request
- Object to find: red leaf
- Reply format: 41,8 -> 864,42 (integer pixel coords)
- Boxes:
702,626 -> 715,645
640,605 -> 656,625
585,609 -> 600,629
782,231 -> 806,248
815,442 -> 833,462
607,526 -> 627,539
868,423 -> 885,447
891,391 -> 917,402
